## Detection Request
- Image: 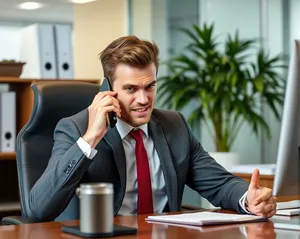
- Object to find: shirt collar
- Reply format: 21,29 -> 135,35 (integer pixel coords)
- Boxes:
116,118 -> 149,139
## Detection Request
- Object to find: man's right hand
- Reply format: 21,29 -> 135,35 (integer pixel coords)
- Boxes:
82,91 -> 121,148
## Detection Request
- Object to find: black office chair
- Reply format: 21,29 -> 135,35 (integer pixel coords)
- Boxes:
2,81 -> 100,224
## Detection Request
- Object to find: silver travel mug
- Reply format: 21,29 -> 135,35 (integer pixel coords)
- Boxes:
76,183 -> 114,234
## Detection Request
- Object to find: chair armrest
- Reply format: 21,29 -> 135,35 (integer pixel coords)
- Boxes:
181,204 -> 204,211
2,216 -> 39,225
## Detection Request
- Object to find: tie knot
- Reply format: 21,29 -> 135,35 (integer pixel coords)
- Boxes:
129,129 -> 143,142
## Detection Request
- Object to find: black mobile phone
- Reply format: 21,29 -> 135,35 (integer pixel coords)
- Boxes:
100,77 -> 117,128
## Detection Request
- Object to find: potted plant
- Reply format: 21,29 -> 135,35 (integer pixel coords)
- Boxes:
0,59 -> 26,77
158,24 -> 286,168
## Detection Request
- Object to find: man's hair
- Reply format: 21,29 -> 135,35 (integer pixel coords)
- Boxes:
99,36 -> 159,83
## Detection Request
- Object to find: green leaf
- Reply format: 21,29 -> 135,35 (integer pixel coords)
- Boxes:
253,75 -> 264,92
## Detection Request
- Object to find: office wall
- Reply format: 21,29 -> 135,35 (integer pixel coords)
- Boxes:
198,0 -> 261,164
129,0 -> 168,77
152,0 -> 169,77
167,0 -> 199,56
262,0 -> 284,164
0,23 -> 24,61
291,0 -> 300,43
73,0 -> 128,79
131,0 -> 152,40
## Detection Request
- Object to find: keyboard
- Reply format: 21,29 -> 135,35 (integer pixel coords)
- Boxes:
277,200 -> 300,210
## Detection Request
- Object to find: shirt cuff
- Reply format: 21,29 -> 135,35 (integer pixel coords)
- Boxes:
77,137 -> 98,159
239,191 -> 251,214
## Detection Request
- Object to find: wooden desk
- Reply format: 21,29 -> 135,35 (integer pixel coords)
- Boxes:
234,173 -> 300,202
0,210 -> 299,239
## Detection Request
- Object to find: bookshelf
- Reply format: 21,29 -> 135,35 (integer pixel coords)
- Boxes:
0,77 -> 100,217
0,152 -> 16,160
0,77 -> 100,160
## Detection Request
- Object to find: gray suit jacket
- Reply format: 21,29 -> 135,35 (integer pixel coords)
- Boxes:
28,108 -> 249,221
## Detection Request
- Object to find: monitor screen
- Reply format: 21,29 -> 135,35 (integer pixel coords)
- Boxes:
273,39 -> 300,197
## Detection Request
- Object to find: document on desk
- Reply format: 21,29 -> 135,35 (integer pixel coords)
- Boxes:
146,212 -> 267,226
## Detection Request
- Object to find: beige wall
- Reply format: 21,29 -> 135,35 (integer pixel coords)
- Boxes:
131,0 -> 152,40
73,0 -> 128,79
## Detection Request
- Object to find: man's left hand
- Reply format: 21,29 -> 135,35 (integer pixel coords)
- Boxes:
246,169 -> 277,218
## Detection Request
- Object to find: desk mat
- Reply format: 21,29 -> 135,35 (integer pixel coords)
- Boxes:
61,225 -> 137,238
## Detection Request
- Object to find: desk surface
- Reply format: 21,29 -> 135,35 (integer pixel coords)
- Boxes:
0,210 -> 299,239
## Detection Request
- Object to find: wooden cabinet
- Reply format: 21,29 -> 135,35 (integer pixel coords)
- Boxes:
234,173 -> 300,202
0,77 -> 100,219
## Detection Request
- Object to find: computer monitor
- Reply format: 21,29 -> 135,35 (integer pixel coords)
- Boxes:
273,39 -> 300,197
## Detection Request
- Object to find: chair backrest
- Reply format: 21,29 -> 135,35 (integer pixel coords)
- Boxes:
16,81 -> 99,218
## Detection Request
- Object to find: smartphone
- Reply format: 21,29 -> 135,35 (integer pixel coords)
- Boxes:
100,77 -> 117,128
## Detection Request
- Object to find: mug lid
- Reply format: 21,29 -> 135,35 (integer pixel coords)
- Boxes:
78,183 -> 114,195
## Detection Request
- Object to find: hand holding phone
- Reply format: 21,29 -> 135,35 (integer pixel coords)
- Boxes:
100,77 -> 118,128
83,77 -> 119,147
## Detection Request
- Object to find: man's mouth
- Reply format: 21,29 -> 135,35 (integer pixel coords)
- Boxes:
133,106 -> 149,112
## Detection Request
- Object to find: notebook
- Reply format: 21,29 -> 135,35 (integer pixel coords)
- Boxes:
146,212 -> 267,226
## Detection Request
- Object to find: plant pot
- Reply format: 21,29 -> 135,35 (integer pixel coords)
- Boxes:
0,62 -> 26,77
208,152 -> 240,171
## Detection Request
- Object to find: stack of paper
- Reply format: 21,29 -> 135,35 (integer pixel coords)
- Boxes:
146,212 -> 267,226
272,216 -> 300,231
230,164 -> 276,175
276,200 -> 300,216
277,200 -> 300,210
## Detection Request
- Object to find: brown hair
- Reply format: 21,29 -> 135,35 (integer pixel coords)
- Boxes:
99,35 -> 159,84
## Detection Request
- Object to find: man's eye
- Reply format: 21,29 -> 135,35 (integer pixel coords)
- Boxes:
126,87 -> 134,92
148,84 -> 156,89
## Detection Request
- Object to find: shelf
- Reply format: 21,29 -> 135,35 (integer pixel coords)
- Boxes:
0,77 -> 100,83
0,152 -> 16,160
0,201 -> 21,212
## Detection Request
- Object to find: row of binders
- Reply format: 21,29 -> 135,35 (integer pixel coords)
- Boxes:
0,92 -> 15,152
20,23 -> 73,79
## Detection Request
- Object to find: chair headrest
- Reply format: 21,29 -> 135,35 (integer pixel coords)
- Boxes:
25,81 -> 100,135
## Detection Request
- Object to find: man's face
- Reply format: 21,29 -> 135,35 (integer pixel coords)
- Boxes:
113,63 -> 157,127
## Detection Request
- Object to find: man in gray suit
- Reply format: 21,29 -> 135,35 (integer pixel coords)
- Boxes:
28,36 -> 277,221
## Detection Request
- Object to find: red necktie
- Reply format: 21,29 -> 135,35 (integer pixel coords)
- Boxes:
129,129 -> 153,214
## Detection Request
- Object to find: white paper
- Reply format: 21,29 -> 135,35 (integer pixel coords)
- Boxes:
276,209 -> 300,216
146,212 -> 266,226
277,200 -> 300,210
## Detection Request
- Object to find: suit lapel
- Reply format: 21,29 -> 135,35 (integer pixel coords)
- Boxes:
103,127 -> 126,209
149,116 -> 178,211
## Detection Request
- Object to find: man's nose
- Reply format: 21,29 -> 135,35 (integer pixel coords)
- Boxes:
136,90 -> 148,104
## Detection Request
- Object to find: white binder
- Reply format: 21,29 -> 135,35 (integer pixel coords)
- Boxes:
0,92 -> 16,152
54,24 -> 74,79
20,24 -> 57,79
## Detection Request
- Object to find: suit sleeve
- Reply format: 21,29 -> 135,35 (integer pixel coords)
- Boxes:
27,117 -> 93,221
178,113 -> 249,213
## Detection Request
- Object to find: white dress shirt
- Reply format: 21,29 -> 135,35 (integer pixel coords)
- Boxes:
76,120 -> 249,214
76,119 -> 168,215
114,119 -> 168,215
